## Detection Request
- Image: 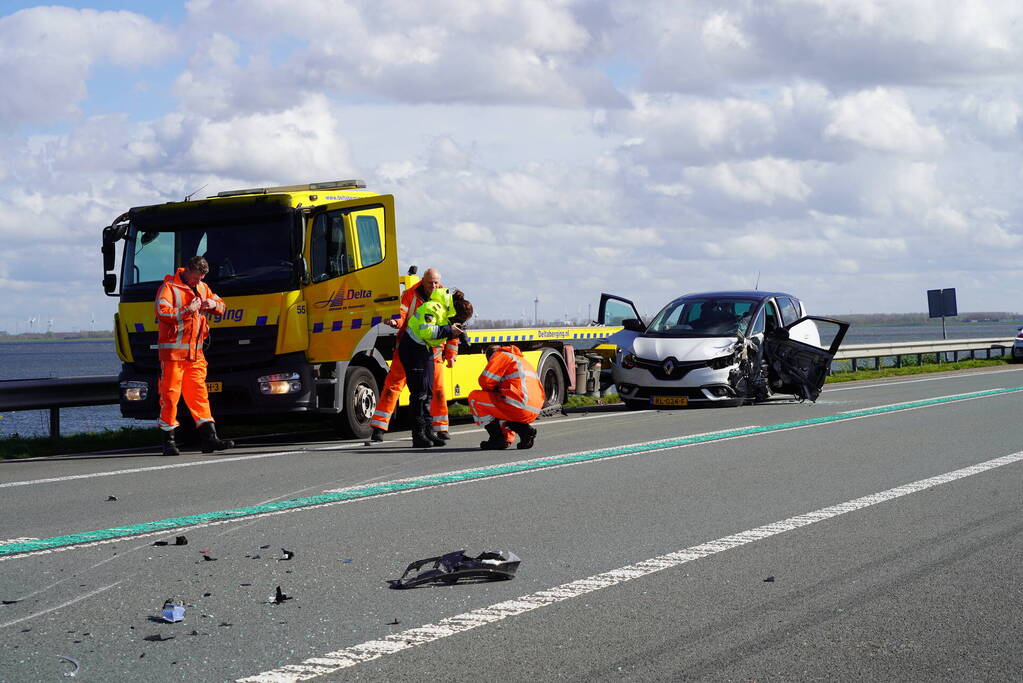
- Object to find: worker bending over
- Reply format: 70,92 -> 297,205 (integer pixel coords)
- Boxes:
400,290 -> 473,448
370,268 -> 460,443
468,345 -> 544,450
155,256 -> 234,456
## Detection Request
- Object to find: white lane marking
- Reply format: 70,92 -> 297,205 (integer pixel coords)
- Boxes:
1,537 -> 38,544
824,367 -> 1023,393
0,580 -> 124,629
238,448 -> 1023,682
837,391 -> 1005,414
0,412 -> 635,488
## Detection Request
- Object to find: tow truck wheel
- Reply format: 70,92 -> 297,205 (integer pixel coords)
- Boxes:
338,365 -> 379,440
537,351 -> 567,415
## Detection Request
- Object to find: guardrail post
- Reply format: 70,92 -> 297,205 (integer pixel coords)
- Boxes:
851,358 -> 857,372
49,408 -> 60,439
895,354 -> 902,368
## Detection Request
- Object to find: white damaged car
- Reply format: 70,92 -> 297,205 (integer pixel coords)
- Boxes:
598,291 -> 850,409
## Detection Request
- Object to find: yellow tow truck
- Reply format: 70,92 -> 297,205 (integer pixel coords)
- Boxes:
101,180 -> 620,438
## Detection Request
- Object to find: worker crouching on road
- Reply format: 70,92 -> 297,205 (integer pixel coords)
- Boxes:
468,345 -> 545,450
156,256 -> 234,456
370,268 -> 460,443
400,290 -> 473,448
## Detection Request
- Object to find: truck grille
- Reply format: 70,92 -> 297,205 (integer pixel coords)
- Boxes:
127,325 -> 280,371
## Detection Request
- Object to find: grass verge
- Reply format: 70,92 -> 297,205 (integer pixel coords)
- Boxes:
825,357 -> 1013,383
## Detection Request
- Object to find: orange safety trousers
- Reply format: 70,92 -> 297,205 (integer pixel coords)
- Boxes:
370,351 -> 448,433
466,389 -> 538,443
158,358 -> 215,431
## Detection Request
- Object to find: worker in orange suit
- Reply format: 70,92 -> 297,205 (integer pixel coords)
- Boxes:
468,344 -> 545,450
369,267 -> 459,444
156,256 -> 234,456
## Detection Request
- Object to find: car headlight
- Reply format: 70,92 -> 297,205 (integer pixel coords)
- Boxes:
621,352 -> 637,369
258,372 -> 302,395
706,353 -> 735,370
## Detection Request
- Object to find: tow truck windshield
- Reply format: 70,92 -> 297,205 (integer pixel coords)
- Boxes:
120,216 -> 296,299
646,297 -> 759,338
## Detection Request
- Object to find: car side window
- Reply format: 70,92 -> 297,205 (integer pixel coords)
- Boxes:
764,300 -> 780,334
777,297 -> 799,326
749,306 -> 765,336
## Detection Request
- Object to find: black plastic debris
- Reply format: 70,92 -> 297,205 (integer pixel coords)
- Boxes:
390,549 -> 521,589
2,599 -> 20,605
202,555 -> 217,562
143,634 -> 175,642
58,654 -> 80,677
386,618 -> 400,625
106,496 -> 118,502
259,544 -> 270,549
153,536 -> 188,547
268,586 -> 293,604
763,576 -> 776,583
278,548 -> 295,561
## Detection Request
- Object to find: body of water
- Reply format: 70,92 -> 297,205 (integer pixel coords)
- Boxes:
1,322 -> 1019,438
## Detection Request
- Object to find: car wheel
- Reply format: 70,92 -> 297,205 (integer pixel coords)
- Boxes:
622,398 -> 648,410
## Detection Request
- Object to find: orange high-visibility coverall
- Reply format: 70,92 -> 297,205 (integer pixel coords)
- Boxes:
370,284 -> 458,433
468,345 -> 544,443
156,268 -> 225,431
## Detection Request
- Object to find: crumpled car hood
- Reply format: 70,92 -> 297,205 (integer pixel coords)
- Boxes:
630,335 -> 736,361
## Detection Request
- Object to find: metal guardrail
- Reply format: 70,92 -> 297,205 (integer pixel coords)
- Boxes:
0,375 -> 119,438
833,337 -> 1016,370
0,336 -> 1018,439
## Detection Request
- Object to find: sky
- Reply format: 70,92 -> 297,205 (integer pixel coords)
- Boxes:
1,0 -> 1022,333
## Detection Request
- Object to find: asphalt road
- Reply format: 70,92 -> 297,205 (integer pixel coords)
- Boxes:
3,367 -> 1023,681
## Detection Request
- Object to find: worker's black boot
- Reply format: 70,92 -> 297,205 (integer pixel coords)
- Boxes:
435,430 -> 451,441
479,422 -> 509,450
506,421 -> 537,450
427,429 -> 446,447
370,427 -> 385,443
411,426 -> 435,448
199,422 -> 234,454
162,429 -> 180,457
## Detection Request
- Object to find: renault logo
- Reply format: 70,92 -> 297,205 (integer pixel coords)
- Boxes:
662,357 -> 677,375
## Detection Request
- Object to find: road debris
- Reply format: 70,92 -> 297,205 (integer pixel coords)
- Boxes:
153,536 -> 188,547
764,576 -> 776,583
2,599 -> 20,605
143,634 -> 175,642
202,555 -> 217,562
386,618 -> 400,625
58,655 -> 80,677
161,600 -> 185,623
267,586 -> 293,604
390,549 -> 521,589
278,548 -> 295,561
105,496 -> 118,502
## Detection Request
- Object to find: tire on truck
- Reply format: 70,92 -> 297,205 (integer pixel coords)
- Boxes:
337,364 -> 380,439
536,348 -> 568,416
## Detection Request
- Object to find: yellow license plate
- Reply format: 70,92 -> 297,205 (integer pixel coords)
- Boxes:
652,396 -> 688,407
206,382 -> 223,393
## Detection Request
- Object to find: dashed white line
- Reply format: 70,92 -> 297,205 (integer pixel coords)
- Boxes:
237,448 -> 1023,682
838,390 -> 1005,414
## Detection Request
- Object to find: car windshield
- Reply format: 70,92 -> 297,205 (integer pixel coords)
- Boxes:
646,298 -> 759,337
121,215 -> 296,297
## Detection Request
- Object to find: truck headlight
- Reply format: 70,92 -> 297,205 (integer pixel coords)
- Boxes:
258,372 -> 302,395
121,381 -> 148,401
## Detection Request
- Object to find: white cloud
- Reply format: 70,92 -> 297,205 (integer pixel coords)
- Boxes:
686,158 -> 812,205
0,7 -> 176,128
825,88 -> 945,155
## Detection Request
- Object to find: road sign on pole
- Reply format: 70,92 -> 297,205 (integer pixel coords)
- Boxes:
927,288 -> 957,341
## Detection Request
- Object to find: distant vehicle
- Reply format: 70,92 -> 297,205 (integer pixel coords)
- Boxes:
1012,327 -> 1023,361
597,291 -> 850,408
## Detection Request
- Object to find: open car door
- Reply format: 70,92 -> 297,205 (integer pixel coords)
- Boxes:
597,293 -> 646,349
764,316 -> 850,402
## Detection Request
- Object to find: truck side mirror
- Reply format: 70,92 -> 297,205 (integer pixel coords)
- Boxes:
102,240 -> 115,272
103,273 -> 117,295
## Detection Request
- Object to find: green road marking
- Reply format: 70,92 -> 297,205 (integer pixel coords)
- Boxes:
3,385 -> 1021,557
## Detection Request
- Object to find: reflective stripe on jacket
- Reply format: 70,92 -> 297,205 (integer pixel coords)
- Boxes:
395,285 -> 460,359
478,345 -> 545,414
155,268 -> 225,362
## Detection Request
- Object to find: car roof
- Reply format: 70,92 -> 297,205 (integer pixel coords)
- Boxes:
673,290 -> 797,302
